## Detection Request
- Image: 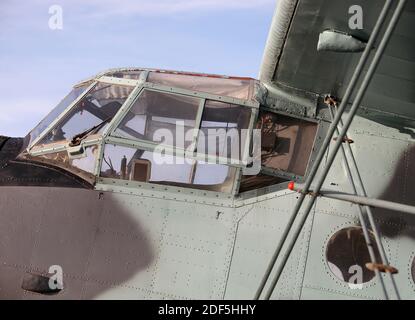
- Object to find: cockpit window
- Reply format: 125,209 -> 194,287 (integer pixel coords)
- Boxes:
258,111 -> 318,176
113,90 -> 200,149
148,72 -> 254,100
237,111 -> 320,193
100,144 -> 236,193
197,100 -> 251,162
26,84 -> 90,147
29,144 -> 99,184
37,83 -> 134,146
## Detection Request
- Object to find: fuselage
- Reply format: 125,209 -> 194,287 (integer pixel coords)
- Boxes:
0,68 -> 414,300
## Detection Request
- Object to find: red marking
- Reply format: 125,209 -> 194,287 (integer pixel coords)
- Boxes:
288,181 -> 295,191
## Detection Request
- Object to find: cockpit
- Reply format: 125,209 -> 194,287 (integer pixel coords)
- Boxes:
20,68 -> 320,197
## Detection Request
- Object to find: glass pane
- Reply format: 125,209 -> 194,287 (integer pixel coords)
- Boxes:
326,227 -> 381,284
197,100 -> 251,162
148,72 -> 254,100
100,144 -> 236,193
26,84 -> 90,146
38,83 -> 134,145
142,152 -> 194,184
258,111 -> 318,176
113,90 -> 200,149
101,144 -> 194,183
34,145 -> 99,179
193,161 -> 232,186
71,146 -> 100,174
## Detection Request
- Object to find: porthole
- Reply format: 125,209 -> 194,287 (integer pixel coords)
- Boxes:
326,226 -> 381,285
411,256 -> 415,284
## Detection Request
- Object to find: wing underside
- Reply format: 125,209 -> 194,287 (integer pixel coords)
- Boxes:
260,0 -> 415,126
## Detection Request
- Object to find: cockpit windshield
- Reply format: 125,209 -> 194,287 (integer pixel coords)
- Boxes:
36,82 -> 134,146
26,84 -> 91,147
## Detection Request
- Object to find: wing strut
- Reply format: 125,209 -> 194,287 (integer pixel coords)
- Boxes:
255,0 -> 407,300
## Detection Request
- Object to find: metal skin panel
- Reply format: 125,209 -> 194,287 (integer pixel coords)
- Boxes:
224,192 -> 314,300
301,201 -> 414,300
300,286 -> 367,300
150,201 -> 236,300
301,204 -> 385,300
0,186 -> 241,299
300,115 -> 415,300
0,188 -> 45,269
84,194 -> 162,295
0,185 -> 312,300
0,188 -> 100,299
0,187 -> 151,299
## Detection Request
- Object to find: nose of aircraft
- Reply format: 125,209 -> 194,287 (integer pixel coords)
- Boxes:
0,135 -> 93,189
0,135 -> 9,150
0,135 -> 22,162
0,135 -> 21,186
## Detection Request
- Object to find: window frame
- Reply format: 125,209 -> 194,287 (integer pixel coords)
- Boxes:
24,71 -> 260,195
28,81 -> 98,150
106,83 -> 258,168
109,88 -> 205,153
325,226 -> 381,286
27,76 -> 142,150
233,112 -> 326,199
98,143 -> 239,194
258,113 -> 325,183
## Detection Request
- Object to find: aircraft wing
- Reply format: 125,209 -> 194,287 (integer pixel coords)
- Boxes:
260,0 -> 415,127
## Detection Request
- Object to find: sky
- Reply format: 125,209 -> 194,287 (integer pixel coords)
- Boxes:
0,0 -> 276,137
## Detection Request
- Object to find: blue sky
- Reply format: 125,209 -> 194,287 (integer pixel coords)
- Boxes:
0,0 -> 276,137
